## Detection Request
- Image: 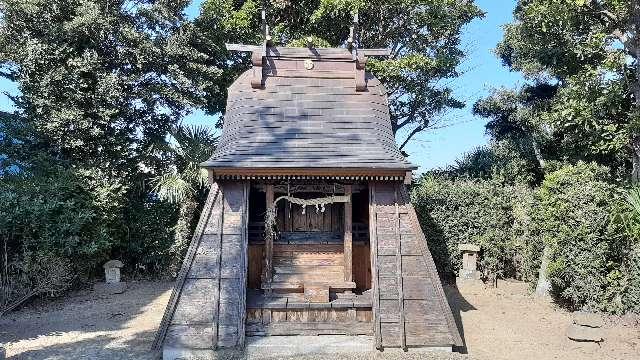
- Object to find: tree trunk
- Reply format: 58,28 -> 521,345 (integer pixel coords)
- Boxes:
531,137 -> 545,170
535,246 -> 552,297
633,137 -> 640,184
630,0 -> 640,183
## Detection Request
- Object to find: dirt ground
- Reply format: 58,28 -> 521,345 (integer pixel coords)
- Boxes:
0,280 -> 638,360
447,280 -> 639,360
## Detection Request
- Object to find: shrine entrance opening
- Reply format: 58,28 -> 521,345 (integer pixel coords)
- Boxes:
245,180 -> 373,336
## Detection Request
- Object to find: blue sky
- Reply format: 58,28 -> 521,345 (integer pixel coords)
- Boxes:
402,0 -> 525,171
0,0 -> 524,172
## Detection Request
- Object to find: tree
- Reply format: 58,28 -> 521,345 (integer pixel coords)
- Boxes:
194,0 -> 484,150
473,84 -> 557,170
152,124 -> 217,204
150,124 -> 217,272
0,0 -> 214,178
448,140 -> 543,186
493,0 -> 639,181
0,0 -> 219,281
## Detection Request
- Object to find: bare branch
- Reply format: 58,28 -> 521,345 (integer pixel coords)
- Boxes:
599,10 -> 619,23
398,125 -> 423,151
395,117 -> 413,132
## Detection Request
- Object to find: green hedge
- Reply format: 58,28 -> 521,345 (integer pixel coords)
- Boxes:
414,162 -> 640,314
533,162 -> 623,311
0,168 -> 124,275
0,166 -> 187,282
411,175 -> 536,282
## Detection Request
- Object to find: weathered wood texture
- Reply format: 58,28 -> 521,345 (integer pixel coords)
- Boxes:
277,199 -> 343,233
247,244 -> 263,289
245,290 -> 373,336
245,308 -> 373,336
353,243 -> 371,292
152,182 -> 222,352
153,181 -> 250,353
263,184 -> 274,290
368,182 -> 463,349
267,244 -> 354,290
344,184 -> 353,283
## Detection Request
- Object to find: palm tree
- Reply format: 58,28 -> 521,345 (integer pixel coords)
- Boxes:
151,124 -> 217,273
152,124 -> 217,203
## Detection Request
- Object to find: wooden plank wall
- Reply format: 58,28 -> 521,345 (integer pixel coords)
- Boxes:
157,181 -> 250,352
369,181 -> 462,350
250,243 -> 369,292
250,242 -> 369,292
246,308 -> 373,336
353,243 -> 371,292
272,244 -> 344,285
277,199 -> 343,233
248,244 -> 263,289
152,182 -> 221,352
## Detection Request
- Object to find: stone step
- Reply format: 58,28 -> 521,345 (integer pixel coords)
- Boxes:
573,312 -> 604,328
566,323 -> 604,342
245,335 -> 374,357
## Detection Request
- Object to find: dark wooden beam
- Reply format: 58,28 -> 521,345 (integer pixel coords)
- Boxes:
209,167 -> 413,178
252,183 -> 367,194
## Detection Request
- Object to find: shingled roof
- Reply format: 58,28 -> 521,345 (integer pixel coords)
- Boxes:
201,47 -> 416,173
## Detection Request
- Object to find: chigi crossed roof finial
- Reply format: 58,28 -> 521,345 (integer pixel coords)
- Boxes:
225,7 -> 389,91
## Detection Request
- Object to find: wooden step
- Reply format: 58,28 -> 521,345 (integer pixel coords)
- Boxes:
263,281 -> 356,291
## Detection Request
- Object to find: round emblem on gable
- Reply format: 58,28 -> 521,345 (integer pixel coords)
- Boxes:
304,59 -> 314,70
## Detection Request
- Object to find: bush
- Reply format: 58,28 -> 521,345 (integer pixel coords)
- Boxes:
1,251 -> 74,315
0,167 -> 122,310
610,187 -> 640,313
411,175 -> 535,282
0,160 -> 207,304
533,162 -> 626,312
0,167 -> 125,275
624,245 -> 640,312
116,193 -> 181,275
414,162 -> 640,314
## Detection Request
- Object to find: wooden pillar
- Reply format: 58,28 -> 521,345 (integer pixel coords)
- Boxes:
264,184 -> 274,291
344,184 -> 353,283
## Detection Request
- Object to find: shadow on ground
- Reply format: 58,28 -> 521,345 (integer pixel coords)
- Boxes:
444,284 -> 476,354
0,281 -> 173,360
11,329 -> 158,360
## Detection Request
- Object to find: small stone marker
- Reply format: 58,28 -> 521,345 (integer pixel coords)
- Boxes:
94,260 -> 127,294
458,243 -> 481,280
567,312 -> 604,342
104,260 -> 123,283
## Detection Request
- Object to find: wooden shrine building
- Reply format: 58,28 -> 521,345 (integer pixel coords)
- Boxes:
153,41 -> 462,359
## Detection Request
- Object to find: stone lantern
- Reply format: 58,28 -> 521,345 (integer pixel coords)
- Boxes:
94,260 -> 126,294
458,244 -> 481,280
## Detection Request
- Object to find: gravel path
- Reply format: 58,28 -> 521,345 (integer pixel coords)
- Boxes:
1,280 -> 638,360
0,281 -> 172,360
